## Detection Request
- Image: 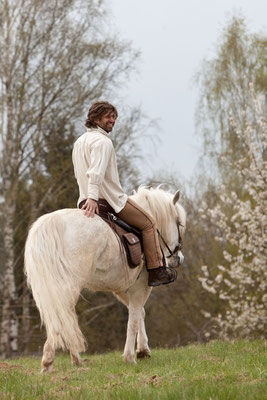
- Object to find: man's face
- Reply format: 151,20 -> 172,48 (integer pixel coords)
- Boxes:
95,111 -> 117,133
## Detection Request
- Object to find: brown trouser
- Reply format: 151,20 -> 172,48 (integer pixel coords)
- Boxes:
118,198 -> 163,269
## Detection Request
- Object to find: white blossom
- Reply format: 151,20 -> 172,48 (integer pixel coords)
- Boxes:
215,274 -> 223,284
201,265 -> 209,277
201,310 -> 212,318
199,277 -> 217,294
198,90 -> 267,339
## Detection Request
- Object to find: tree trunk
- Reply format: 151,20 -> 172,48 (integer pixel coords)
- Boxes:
21,283 -> 31,354
20,182 -> 39,354
0,197 -> 18,359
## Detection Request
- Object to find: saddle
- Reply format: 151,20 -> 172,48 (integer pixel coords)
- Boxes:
79,199 -> 142,268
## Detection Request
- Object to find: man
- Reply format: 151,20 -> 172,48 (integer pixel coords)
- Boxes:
72,101 -> 177,286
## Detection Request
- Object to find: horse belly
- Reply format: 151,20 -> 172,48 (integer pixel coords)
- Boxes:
63,213 -> 142,292
86,238 -> 143,292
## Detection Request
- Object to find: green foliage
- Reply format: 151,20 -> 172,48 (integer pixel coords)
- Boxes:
0,341 -> 266,399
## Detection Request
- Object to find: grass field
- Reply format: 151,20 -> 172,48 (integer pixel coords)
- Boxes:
0,340 -> 266,399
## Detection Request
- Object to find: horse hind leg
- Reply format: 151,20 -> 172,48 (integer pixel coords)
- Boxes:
70,349 -> 82,366
42,341 -> 83,372
41,295 -> 84,372
41,338 -> 55,373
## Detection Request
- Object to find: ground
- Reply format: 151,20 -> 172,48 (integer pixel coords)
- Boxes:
0,340 -> 266,399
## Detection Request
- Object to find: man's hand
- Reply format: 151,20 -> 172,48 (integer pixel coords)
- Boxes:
81,198 -> 99,218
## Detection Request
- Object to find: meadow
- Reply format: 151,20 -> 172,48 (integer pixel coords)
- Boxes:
0,340 -> 266,400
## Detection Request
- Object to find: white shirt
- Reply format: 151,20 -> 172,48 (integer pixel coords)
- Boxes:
72,126 -> 128,213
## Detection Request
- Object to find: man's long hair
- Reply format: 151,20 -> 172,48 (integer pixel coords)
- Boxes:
85,101 -> 118,128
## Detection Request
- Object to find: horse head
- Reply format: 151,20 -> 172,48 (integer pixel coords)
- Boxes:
131,186 -> 186,268
169,189 -> 186,268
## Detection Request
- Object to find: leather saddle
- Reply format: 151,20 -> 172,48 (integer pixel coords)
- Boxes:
79,199 -> 142,268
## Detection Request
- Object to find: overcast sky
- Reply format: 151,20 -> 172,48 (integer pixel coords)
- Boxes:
109,0 -> 266,182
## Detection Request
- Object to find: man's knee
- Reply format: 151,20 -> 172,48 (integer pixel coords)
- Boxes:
142,216 -> 156,232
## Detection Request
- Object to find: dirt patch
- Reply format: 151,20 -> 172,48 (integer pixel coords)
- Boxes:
0,362 -> 23,370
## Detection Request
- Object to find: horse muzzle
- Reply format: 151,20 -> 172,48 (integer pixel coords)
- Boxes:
168,251 -> 184,268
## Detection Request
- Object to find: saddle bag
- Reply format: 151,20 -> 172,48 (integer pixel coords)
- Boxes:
122,232 -> 142,268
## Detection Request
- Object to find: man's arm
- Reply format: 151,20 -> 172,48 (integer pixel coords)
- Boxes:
84,139 -> 113,217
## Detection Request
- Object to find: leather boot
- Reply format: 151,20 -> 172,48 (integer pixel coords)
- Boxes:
148,266 -> 177,287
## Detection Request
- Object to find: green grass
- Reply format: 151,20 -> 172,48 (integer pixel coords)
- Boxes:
0,340 -> 266,399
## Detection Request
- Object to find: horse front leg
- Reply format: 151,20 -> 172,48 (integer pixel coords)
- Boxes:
136,307 -> 151,359
122,269 -> 152,363
123,306 -> 142,363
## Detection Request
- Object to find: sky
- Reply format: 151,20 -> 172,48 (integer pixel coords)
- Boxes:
109,0 -> 267,182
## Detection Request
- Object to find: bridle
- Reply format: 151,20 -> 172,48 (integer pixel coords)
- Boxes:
157,220 -> 184,259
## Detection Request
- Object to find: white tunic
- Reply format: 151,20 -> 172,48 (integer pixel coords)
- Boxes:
72,126 -> 128,213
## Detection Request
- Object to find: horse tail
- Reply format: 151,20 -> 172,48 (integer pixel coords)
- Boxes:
24,212 -> 86,353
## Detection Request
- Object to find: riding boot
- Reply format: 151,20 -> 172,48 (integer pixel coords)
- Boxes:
148,266 -> 177,287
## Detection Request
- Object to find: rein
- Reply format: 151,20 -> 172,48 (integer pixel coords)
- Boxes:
157,222 -> 184,259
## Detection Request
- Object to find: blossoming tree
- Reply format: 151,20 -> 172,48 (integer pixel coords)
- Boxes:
199,89 -> 267,339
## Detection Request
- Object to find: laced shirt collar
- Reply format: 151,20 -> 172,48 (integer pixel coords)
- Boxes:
87,126 -> 110,138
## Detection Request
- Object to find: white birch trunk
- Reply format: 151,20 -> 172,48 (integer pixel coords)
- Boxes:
0,198 -> 18,358
21,283 -> 31,353
21,190 -> 39,353
0,2 -> 19,359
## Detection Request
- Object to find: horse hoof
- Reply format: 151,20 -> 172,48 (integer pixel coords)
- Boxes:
41,364 -> 53,374
71,355 -> 82,366
123,354 -> 137,364
136,349 -> 151,359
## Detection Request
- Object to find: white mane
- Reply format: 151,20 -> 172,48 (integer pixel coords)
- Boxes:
130,186 -> 186,238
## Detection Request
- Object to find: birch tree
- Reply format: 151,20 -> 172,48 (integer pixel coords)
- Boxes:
0,0 -> 138,358
199,89 -> 267,338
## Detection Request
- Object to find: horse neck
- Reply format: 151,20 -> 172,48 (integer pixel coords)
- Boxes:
130,191 -> 171,237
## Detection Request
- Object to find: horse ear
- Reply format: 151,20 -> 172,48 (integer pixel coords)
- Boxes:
173,190 -> 180,205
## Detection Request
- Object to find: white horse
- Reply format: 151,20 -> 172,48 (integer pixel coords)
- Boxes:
24,187 -> 186,372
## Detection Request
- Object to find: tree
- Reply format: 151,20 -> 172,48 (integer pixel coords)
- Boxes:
109,107 -> 154,192
194,16 -> 267,339
0,0 -> 139,358
199,89 -> 266,338
195,15 -> 267,189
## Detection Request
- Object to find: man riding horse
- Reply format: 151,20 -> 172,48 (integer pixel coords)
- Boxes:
72,101 -> 177,287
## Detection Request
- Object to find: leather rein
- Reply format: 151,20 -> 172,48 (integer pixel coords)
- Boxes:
157,221 -> 184,259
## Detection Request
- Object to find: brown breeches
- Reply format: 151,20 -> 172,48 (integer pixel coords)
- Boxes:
117,198 -> 163,269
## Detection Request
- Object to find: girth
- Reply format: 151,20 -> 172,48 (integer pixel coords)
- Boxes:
79,199 -> 142,268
